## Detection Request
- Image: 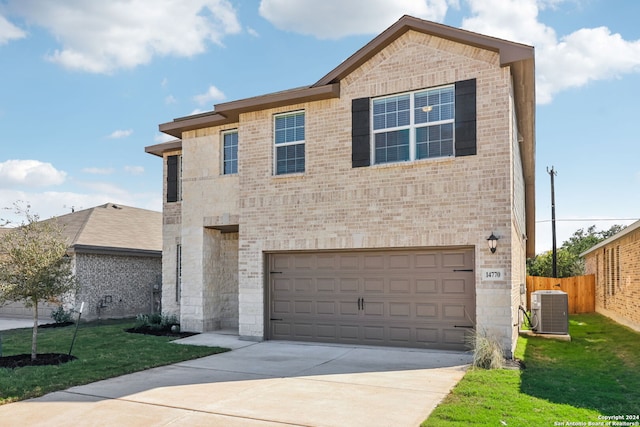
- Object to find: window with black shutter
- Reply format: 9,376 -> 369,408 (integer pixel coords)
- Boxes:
166,154 -> 181,202
351,79 -> 476,167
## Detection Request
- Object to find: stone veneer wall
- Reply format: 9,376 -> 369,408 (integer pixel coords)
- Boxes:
585,227 -> 640,332
74,253 -> 161,321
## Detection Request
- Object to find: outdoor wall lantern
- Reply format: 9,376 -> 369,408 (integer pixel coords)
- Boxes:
487,233 -> 499,254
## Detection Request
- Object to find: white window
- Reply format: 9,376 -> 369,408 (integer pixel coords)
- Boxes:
372,85 -> 454,164
222,130 -> 238,175
274,111 -> 305,175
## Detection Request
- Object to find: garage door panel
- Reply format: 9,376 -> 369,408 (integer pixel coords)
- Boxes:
364,254 -> 384,269
416,303 -> 438,318
416,328 -> 439,344
390,279 -> 411,293
269,249 -> 475,350
295,278 -> 313,292
389,254 -> 411,269
340,278 -> 359,292
389,302 -> 411,317
339,301 -> 359,316
363,278 -> 384,292
415,253 -> 438,268
416,279 -> 438,293
272,300 -> 291,314
340,255 -> 359,269
316,301 -> 336,315
294,301 -> 313,314
273,278 -> 291,292
442,252 -> 466,268
363,301 -> 384,316
317,278 -> 336,292
443,278 -> 467,294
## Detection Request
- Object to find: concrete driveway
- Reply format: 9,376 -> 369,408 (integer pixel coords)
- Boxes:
0,333 -> 472,426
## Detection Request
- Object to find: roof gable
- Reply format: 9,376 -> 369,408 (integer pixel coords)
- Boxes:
314,15 -> 533,87
46,203 -> 162,253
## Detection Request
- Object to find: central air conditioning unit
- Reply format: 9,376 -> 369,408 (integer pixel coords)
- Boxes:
531,290 -> 569,334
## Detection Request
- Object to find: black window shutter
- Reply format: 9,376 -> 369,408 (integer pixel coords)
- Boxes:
352,97 -> 370,168
167,155 -> 178,203
455,79 -> 477,157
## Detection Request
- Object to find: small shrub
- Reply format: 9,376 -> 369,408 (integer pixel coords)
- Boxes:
51,306 -> 73,324
134,312 -> 179,331
467,328 -> 504,369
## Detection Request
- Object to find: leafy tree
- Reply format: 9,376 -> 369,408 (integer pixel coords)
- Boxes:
0,203 -> 78,360
526,248 -> 581,278
527,224 -> 625,278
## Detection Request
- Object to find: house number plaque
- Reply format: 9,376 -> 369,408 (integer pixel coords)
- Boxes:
481,268 -> 505,281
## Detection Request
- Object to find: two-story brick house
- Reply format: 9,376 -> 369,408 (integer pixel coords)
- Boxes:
146,15 -> 535,356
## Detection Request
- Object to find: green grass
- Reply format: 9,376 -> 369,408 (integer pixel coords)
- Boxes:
0,319 -> 229,404
423,313 -> 640,426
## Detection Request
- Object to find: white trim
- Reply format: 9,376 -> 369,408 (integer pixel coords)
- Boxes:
273,110 -> 306,175
221,128 -> 239,175
371,85 -> 455,165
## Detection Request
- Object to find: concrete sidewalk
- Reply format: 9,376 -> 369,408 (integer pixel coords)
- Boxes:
0,332 -> 472,426
0,316 -> 39,331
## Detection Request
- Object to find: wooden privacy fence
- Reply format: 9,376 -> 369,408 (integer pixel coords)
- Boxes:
526,275 -> 595,314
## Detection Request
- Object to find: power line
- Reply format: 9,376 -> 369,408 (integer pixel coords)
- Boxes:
536,218 -> 639,223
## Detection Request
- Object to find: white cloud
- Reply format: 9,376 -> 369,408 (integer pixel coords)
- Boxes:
461,0 -> 640,104
247,27 -> 260,38
0,13 -> 26,44
4,0 -> 241,73
154,133 -> 176,143
124,165 -> 144,175
161,77 -> 169,88
193,85 -> 226,105
0,160 -> 66,187
165,95 -> 177,105
108,129 -> 133,139
0,188 -> 161,225
82,167 -> 115,175
259,0 -> 453,39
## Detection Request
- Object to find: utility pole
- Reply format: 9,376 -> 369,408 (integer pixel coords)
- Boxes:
547,166 -> 558,278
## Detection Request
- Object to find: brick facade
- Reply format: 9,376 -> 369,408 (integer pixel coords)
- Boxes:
152,18 -> 535,357
584,221 -> 640,332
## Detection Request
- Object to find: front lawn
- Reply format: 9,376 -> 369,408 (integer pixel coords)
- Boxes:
0,319 -> 228,404
423,313 -> 640,426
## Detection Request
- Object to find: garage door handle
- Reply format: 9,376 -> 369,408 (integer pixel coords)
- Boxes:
454,325 -> 474,328
453,269 -> 473,272
270,318 -> 283,321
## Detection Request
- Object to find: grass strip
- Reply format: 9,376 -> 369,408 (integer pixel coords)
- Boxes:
423,313 -> 640,426
0,319 -> 228,404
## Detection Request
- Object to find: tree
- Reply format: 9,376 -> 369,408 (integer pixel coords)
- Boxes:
527,224 -> 625,278
0,203 -> 78,360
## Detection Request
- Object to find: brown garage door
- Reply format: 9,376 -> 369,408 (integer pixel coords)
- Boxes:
268,248 -> 475,350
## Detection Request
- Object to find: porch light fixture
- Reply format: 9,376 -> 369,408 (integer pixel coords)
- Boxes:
487,233 -> 499,254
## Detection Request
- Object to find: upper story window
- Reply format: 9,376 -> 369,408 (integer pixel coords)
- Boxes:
222,130 -> 238,175
351,79 -> 476,169
274,111 -> 305,175
167,154 -> 182,203
372,85 -> 454,164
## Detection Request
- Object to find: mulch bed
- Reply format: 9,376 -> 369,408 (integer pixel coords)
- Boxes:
503,358 -> 526,370
124,325 -> 198,338
0,353 -> 77,369
39,321 -> 74,329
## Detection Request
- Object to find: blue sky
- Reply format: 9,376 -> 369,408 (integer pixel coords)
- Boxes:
0,0 -> 639,254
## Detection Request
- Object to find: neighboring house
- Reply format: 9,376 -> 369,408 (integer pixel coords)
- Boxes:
582,220 -> 640,332
145,15 -> 535,356
0,203 -> 162,321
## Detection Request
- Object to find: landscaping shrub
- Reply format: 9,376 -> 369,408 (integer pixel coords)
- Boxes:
467,328 -> 504,369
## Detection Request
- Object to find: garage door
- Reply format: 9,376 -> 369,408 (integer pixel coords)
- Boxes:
268,248 -> 475,350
